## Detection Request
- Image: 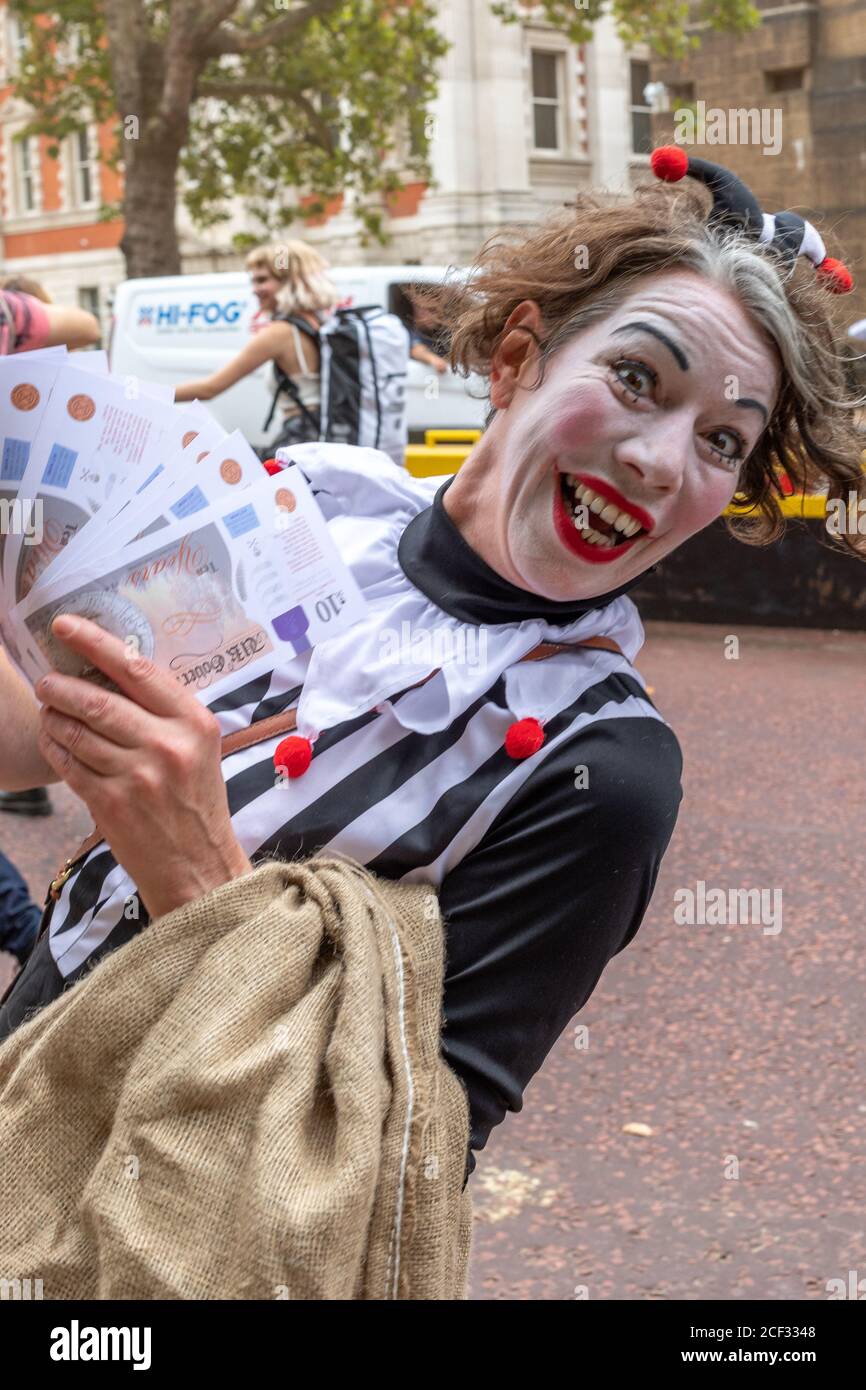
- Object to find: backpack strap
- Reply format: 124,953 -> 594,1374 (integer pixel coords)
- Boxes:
46,635 -> 624,901
263,314 -> 322,435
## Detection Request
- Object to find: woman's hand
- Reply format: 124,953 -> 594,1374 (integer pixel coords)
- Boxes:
35,614 -> 253,920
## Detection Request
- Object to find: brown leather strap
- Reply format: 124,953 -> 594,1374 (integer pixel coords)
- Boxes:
524,635 -> 623,660
49,708 -> 302,899
48,635 -> 624,899
220,707 -> 298,757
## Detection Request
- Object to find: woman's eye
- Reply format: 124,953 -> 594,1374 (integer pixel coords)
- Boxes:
612,358 -> 656,399
611,358 -> 747,470
705,430 -> 746,470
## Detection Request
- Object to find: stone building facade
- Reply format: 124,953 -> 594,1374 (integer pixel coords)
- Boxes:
647,0 -> 866,323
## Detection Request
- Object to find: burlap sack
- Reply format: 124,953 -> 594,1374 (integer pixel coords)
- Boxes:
0,856 -> 473,1299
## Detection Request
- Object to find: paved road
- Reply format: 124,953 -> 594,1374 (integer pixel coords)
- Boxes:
1,621 -> 864,1300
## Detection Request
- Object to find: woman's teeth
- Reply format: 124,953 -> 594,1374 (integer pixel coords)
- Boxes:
563,476 -> 644,547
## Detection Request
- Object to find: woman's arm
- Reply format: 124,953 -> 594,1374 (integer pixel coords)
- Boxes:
410,342 -> 448,374
1,290 -> 100,353
437,709 -> 683,1178
174,322 -> 296,402
0,647 -> 61,789
42,303 -> 101,350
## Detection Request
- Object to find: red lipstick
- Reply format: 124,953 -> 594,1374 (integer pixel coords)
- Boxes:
572,474 -> 655,535
553,473 -> 641,564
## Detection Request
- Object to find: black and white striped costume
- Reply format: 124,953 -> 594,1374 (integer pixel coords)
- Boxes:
0,444 -> 683,1176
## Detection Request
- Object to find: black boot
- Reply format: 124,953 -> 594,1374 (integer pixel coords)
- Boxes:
0,787 -> 53,817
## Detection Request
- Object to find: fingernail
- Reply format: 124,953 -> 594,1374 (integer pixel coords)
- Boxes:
53,614 -> 77,636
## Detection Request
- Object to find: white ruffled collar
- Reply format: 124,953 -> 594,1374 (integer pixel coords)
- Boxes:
276,443 -> 647,742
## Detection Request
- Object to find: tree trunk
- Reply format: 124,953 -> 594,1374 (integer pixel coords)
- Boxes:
120,136 -> 184,278
104,2 -> 203,280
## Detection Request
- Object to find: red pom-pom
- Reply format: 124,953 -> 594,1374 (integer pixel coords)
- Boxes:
816,257 -> 853,294
262,457 -> 284,476
650,145 -> 689,182
505,718 -> 545,760
274,735 -> 313,778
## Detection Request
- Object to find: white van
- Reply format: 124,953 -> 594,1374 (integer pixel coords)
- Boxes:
108,265 -> 488,452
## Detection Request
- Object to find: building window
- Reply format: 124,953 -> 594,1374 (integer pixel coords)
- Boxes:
531,50 -> 562,152
60,27 -> 82,67
7,13 -> 29,69
78,286 -> 100,318
629,59 -> 653,155
668,81 -> 696,107
15,137 -> 36,213
765,67 -> 806,94
71,128 -> 96,206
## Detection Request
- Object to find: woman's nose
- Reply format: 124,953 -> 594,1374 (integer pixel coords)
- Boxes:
613,415 -> 692,494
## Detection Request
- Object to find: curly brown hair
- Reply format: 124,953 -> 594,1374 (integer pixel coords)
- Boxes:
413,179 -> 866,558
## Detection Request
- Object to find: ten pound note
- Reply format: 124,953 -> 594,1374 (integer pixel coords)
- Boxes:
8,463 -> 367,706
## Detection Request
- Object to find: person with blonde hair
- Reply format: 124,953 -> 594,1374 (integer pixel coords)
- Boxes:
176,240 -> 339,452
244,243 -> 288,330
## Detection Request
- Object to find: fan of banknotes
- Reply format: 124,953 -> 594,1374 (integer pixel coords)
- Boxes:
0,346 -> 366,704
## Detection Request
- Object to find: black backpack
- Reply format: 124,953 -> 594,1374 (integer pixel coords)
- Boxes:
262,307 -> 410,466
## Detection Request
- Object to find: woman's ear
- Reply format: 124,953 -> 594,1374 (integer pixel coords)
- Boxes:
489,301 -> 545,410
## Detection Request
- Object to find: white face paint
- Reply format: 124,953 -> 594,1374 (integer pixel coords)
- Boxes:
446,268 -> 781,602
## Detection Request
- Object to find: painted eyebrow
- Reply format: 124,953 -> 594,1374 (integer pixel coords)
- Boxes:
611,320 -> 689,372
612,322 -> 769,427
734,397 -> 769,426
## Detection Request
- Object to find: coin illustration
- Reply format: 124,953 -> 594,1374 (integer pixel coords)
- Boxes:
11,383 -> 39,411
220,459 -> 242,485
276,488 -> 296,513
67,393 -> 96,422
196,450 -> 210,464
182,430 -> 199,448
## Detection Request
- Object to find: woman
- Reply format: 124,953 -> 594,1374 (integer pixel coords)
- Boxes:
0,152 -> 863,1187
175,241 -> 338,453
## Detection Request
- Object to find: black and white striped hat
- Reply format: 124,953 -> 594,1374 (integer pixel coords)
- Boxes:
650,145 -> 853,294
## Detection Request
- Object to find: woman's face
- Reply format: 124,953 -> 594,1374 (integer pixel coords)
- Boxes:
250,268 -> 281,313
452,268 -> 781,602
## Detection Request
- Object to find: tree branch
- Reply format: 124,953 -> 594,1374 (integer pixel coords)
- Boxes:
201,0 -> 345,57
198,79 -> 296,100
190,0 -> 242,45
197,79 -> 336,153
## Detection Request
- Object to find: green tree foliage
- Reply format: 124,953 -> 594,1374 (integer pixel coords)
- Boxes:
492,0 -> 760,60
6,0 -> 762,276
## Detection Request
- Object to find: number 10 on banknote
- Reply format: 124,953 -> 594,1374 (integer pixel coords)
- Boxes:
11,465 -> 367,701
